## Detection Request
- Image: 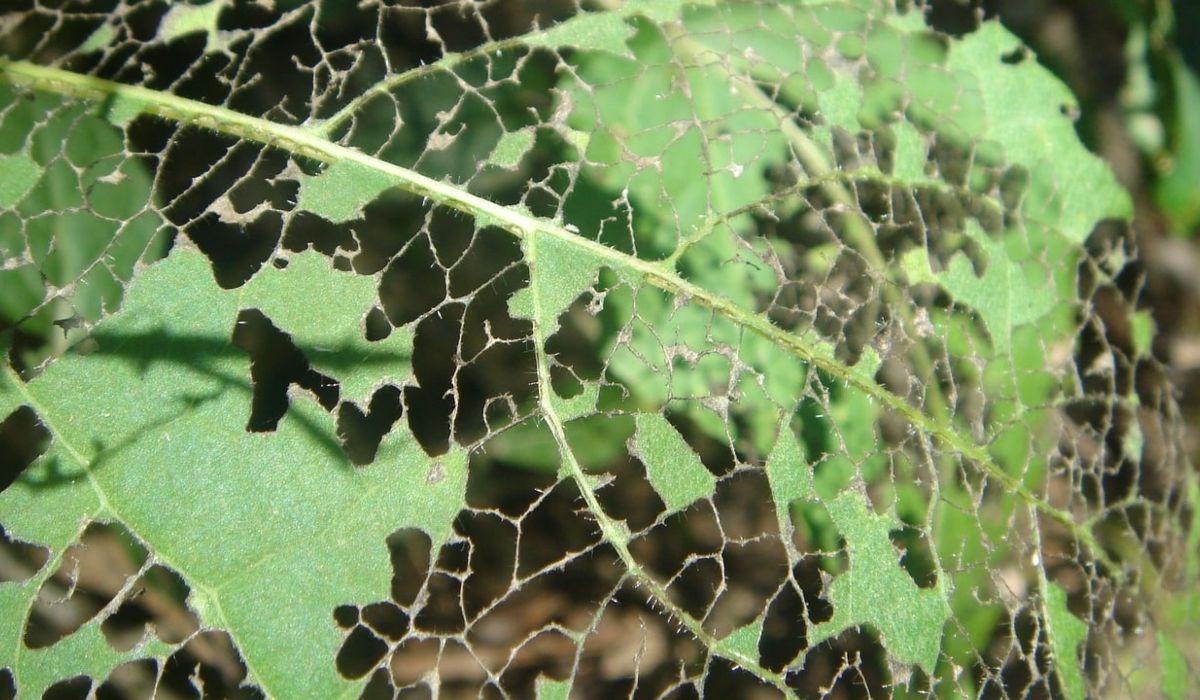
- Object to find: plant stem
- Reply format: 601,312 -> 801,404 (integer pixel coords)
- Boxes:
524,229 -> 798,698
0,57 -> 1115,574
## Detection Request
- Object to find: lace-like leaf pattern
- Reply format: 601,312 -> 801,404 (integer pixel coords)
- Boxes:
0,1 -> 1193,698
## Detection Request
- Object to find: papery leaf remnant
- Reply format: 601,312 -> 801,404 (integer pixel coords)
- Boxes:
0,1 -> 1193,698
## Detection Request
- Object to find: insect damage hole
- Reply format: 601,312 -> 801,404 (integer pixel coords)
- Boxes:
233,308 -> 340,432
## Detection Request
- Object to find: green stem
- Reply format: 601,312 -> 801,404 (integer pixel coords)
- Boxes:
663,21 -> 954,428
524,230 -> 798,699
0,58 -> 1114,573
316,36 -> 528,138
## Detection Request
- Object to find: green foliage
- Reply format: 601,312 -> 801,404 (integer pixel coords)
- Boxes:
1108,0 -> 1200,237
0,1 -> 1193,698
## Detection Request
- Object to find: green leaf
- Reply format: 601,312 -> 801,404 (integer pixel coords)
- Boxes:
159,0 -> 228,52
535,676 -> 572,700
0,250 -> 465,697
901,220 -> 1058,354
295,160 -> 401,224
509,229 -> 610,334
1158,631 -> 1188,700
485,127 -> 536,169
632,412 -> 716,514
765,417 -> 813,539
713,620 -> 763,667
808,493 -> 950,674
1156,55 -> 1200,236
0,2 -> 1189,697
944,23 -> 1131,241
240,251 -> 413,404
0,154 -> 38,208
523,10 -> 636,54
1043,582 -> 1087,700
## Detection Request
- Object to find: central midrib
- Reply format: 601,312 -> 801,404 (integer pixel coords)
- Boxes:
0,57 -> 1105,565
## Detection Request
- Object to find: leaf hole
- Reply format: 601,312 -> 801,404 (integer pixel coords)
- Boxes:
546,293 -> 607,400
0,405 -> 51,495
364,306 -> 391,342
233,308 -> 340,433
499,629 -> 576,692
226,150 -> 295,215
464,446 -> 558,515
362,601 -> 410,642
631,500 -> 722,584
888,525 -> 939,589
337,384 -> 404,466
1001,46 -> 1028,65
830,127 -> 861,172
95,659 -> 159,700
101,563 -> 200,652
43,675 -> 91,700
663,408 -> 736,479
921,0 -> 980,37
387,638 -> 440,690
671,556 -> 724,620
283,210 -> 358,257
427,205 -> 478,270
359,667 -> 396,700
455,511 -> 517,620
183,210 -> 283,289
24,522 -> 146,651
795,627 -> 890,697
581,588 -> 705,694
412,572 -> 466,635
515,478 -> 605,577
707,538 -> 789,638
337,625 -> 390,680
334,604 -> 360,630
403,303 -> 462,456
704,655 -> 780,697
758,579 -> 808,671
379,233 -> 447,329
160,629 -> 262,698
387,528 -> 432,608
591,439 -> 670,534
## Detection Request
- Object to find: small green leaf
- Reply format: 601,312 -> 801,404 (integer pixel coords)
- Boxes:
1159,631 -> 1189,700
486,128 -> 536,169
535,676 -> 572,700
79,23 -> 116,54
1044,582 -> 1087,700
714,620 -> 763,667
509,229 -> 608,333
160,0 -> 227,52
632,413 -> 716,514
1156,55 -> 1200,236
0,249 -> 466,697
765,419 -> 813,539
808,494 -> 949,674
524,11 -> 635,53
296,160 -> 400,224
0,154 -> 39,208
902,220 -> 1058,354
946,22 -> 1131,240
1129,309 -> 1154,358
